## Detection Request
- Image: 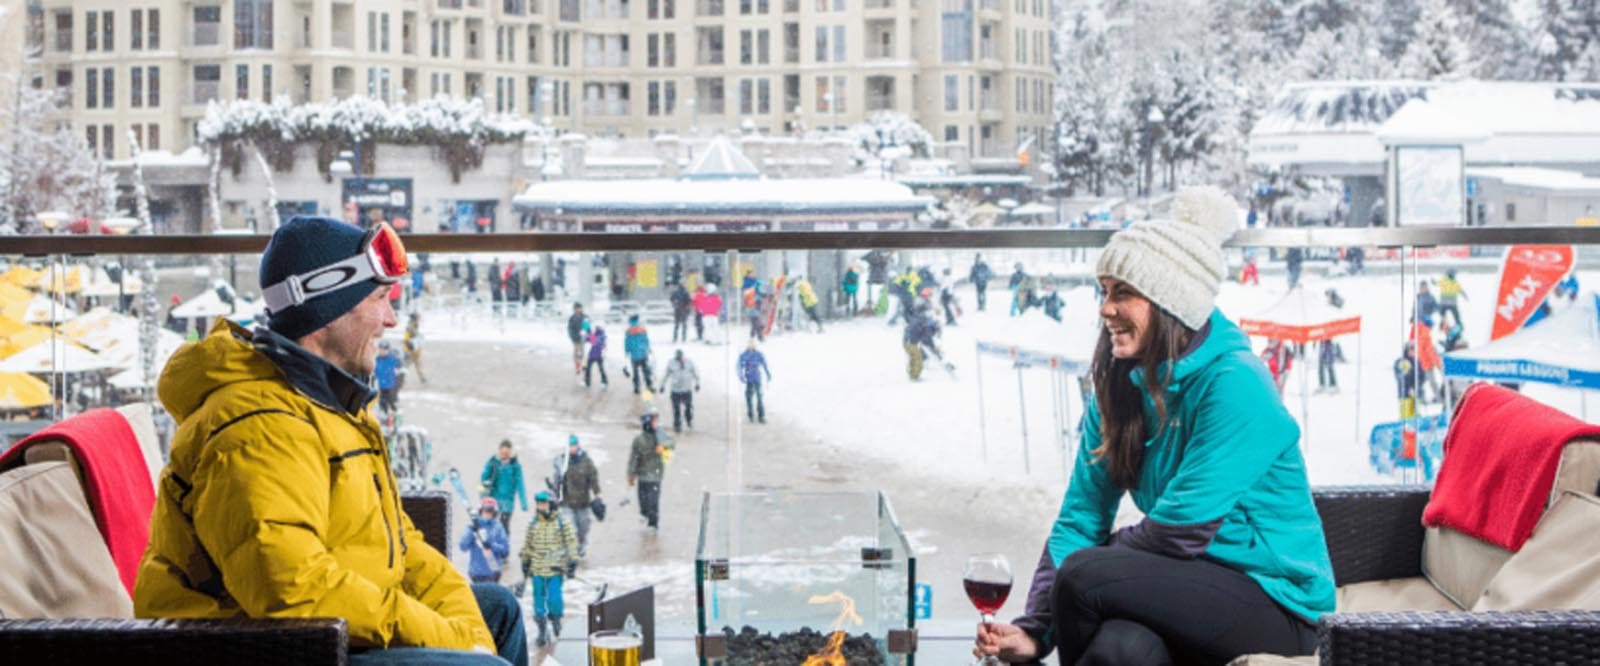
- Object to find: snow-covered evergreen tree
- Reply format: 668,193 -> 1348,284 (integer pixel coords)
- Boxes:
0,84 -> 116,231
1531,0 -> 1597,80
1400,0 -> 1475,80
1053,7 -> 1136,196
1450,0 -> 1530,78
845,111 -> 933,166
1377,0 -> 1425,60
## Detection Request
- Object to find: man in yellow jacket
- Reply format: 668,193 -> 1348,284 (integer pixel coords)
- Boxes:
135,217 -> 527,666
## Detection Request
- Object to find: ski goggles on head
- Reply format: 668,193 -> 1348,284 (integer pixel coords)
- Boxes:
262,222 -> 409,313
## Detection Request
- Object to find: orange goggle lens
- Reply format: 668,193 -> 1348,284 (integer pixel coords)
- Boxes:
368,224 -> 409,278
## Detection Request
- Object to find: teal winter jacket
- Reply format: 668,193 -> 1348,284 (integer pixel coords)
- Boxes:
1019,309 -> 1335,653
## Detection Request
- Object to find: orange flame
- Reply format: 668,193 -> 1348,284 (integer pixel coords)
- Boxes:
801,591 -> 864,666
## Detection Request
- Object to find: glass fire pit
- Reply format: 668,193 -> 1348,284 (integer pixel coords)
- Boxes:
695,491 -> 917,666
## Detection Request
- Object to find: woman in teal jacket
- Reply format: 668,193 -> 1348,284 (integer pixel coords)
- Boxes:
977,187 -> 1335,665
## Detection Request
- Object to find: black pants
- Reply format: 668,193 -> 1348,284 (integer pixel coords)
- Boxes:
630,358 -> 653,393
694,312 -> 705,340
585,358 -> 607,386
673,315 -> 688,342
748,315 -> 764,341
379,388 -> 398,414
1318,358 -> 1337,388
744,382 -> 765,421
1438,303 -> 1461,329
1050,547 -> 1316,665
975,282 -> 987,310
637,480 -> 661,528
670,391 -> 693,431
804,305 -> 824,331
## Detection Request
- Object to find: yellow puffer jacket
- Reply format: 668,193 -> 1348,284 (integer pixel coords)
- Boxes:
134,319 -> 493,652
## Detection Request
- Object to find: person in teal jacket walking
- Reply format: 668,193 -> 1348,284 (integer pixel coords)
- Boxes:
481,439 -> 530,531
976,187 -> 1334,665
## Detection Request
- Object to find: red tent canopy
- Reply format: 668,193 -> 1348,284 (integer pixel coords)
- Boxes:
1238,288 -> 1362,343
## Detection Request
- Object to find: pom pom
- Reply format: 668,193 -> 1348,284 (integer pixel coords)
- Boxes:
1169,186 -> 1239,240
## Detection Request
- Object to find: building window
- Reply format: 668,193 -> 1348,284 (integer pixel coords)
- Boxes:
814,75 -> 828,112
1506,203 -> 1516,222
235,0 -> 273,49
784,22 -> 798,63
148,9 -> 160,49
54,11 -> 72,53
814,26 -> 826,62
102,125 -> 114,160
147,123 -> 161,151
382,13 -> 391,52
648,80 -> 661,115
85,11 -> 98,52
193,6 -> 220,47
739,78 -> 753,114
945,125 -> 958,142
942,5 -> 971,63
262,64 -> 273,101
696,77 -> 724,114
944,74 -> 958,111
148,67 -> 160,106
194,64 -> 221,103
132,10 -> 143,50
757,78 -> 770,114
833,25 -> 844,62
86,125 -> 96,155
238,65 -> 250,99
527,25 -> 541,63
132,67 -> 143,107
757,29 -> 769,64
740,30 -> 752,65
697,27 -> 723,65
103,11 -> 114,51
102,68 -> 114,109
85,68 -> 98,109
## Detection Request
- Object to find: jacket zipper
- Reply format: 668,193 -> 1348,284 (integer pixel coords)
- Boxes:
372,473 -> 395,569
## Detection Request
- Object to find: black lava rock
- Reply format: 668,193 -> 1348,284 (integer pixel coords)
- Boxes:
719,625 -> 887,665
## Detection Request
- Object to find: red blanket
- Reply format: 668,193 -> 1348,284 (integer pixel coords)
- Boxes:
1422,383 -> 1600,551
0,408 -> 154,595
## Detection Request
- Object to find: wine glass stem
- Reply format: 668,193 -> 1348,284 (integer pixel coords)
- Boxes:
980,613 -> 998,665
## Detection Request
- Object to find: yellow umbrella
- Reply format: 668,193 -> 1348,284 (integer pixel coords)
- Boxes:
0,325 -> 56,359
32,265 -> 87,294
0,371 -> 52,409
0,314 -> 29,338
0,265 -> 41,288
0,281 -> 31,310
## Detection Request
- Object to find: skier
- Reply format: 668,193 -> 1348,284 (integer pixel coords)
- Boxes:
481,439 -> 530,531
623,314 -> 654,394
1039,283 -> 1064,322
520,491 -> 578,648
404,312 -> 427,384
1415,282 -> 1439,328
1284,247 -> 1304,290
1239,254 -> 1260,286
1316,338 -> 1342,395
670,282 -> 692,343
558,435 -> 601,559
459,498 -> 510,584
1261,339 -> 1292,397
693,283 -> 721,342
796,275 -> 824,332
738,339 -> 772,423
659,349 -> 701,433
584,325 -> 609,388
842,264 -> 861,315
939,268 -> 961,325
374,341 -> 402,419
1437,269 -> 1467,330
567,302 -> 589,376
627,412 -> 671,530
969,253 -> 992,311
1394,342 -> 1419,419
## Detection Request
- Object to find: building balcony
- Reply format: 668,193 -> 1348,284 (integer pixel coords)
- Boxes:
332,30 -> 355,49
192,82 -> 220,105
189,24 -> 221,48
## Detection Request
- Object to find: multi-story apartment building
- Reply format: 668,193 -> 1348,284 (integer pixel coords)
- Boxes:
21,0 -> 1055,162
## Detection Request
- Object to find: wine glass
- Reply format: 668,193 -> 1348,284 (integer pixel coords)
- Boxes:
964,552 -> 1013,665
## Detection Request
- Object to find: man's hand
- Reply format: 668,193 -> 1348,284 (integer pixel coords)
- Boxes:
974,622 -> 1040,663
627,476 -> 636,487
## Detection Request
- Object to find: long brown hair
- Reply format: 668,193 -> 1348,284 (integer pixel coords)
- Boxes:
1089,306 -> 1195,490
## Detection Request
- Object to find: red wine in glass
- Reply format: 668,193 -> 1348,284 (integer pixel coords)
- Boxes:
963,577 -> 1012,616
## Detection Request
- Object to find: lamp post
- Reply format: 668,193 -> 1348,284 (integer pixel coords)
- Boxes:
1141,103 -> 1165,200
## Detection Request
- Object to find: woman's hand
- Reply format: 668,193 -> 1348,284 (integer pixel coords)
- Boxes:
974,621 -> 1040,662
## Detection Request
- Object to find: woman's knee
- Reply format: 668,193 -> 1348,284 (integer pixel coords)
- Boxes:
1053,546 -> 1125,599
1080,619 -> 1172,666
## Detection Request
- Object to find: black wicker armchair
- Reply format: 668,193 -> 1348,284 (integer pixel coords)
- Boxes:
1311,486 -> 1600,665
0,490 -> 454,666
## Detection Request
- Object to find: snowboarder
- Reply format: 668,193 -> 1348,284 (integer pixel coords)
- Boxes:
796,275 -> 824,332
481,439 -> 530,531
1437,270 -> 1466,330
558,435 -> 601,558
567,302 -> 589,375
627,413 -> 671,530
659,349 -> 701,433
585,325 -> 609,388
738,339 -> 772,423
520,491 -> 578,647
842,264 -> 861,315
970,253 -> 992,311
460,498 -> 510,584
670,282 -> 692,343
623,314 -> 654,394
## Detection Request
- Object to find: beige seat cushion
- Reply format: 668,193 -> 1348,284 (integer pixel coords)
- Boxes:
1474,491 -> 1600,611
115,402 -> 164,492
1553,438 -> 1600,499
1336,576 -> 1459,612
0,461 -> 132,618
1227,656 -> 1316,666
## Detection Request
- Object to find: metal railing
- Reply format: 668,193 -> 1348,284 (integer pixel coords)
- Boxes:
190,24 -> 220,47
7,227 -> 1600,256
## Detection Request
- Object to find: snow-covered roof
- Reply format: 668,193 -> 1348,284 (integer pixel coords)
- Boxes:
107,146 -> 210,169
1467,167 -> 1600,193
681,137 -> 761,180
513,178 -> 934,216
1375,99 -> 1490,145
1249,81 -> 1600,170
897,174 -> 1032,188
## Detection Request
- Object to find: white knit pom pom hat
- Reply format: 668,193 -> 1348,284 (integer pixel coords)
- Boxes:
1095,186 -> 1240,330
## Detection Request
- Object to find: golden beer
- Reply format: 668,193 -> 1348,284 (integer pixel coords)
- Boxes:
588,630 -> 642,666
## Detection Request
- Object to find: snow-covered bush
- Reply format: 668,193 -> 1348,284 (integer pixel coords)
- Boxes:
845,112 -> 933,166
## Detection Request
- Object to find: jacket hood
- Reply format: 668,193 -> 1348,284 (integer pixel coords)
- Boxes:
158,318 -> 375,421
